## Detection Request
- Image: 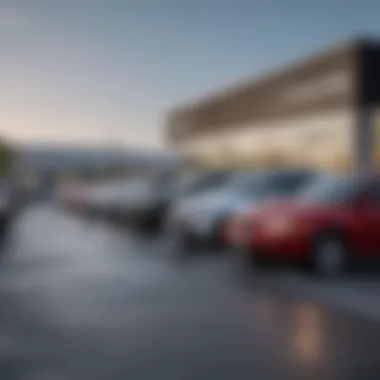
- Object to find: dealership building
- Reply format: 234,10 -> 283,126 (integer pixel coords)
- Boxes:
166,38 -> 380,172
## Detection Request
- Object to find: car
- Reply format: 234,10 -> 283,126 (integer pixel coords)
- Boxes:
138,169 -> 232,232
226,173 -> 380,277
83,180 -> 130,221
117,177 -> 164,228
77,178 -> 150,224
57,181 -> 87,213
167,169 -> 316,251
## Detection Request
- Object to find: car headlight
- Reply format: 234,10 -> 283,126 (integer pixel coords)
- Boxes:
267,217 -> 295,235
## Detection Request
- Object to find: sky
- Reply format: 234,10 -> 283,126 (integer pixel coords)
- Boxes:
1,0 -> 380,150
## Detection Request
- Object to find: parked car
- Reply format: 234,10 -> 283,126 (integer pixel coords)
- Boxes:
114,178 -> 163,227
56,181 -> 88,213
135,169 -> 232,231
82,180 -> 130,220
167,169 -> 316,251
226,173 -> 380,277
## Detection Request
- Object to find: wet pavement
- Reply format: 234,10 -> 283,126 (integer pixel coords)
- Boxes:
0,204 -> 379,379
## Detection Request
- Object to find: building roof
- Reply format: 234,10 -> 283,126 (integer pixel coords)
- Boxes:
166,37 -> 380,144
168,40 -> 353,118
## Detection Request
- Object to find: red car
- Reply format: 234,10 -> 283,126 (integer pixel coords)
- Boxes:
226,174 -> 380,277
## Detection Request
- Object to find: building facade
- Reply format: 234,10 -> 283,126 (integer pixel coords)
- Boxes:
166,39 -> 380,172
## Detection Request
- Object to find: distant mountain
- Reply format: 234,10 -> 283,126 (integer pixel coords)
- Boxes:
13,144 -> 179,173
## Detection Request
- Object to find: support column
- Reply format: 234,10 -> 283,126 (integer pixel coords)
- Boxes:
355,106 -> 373,174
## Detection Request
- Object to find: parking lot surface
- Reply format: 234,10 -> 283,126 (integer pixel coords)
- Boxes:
0,204 -> 380,379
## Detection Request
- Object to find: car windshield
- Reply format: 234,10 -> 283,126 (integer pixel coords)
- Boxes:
175,172 -> 203,192
297,176 -> 363,204
226,171 -> 313,199
225,173 -> 262,195
256,172 -> 313,198
175,171 -> 231,195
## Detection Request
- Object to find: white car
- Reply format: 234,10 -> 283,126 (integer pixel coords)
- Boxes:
117,170 -> 233,231
166,170 -> 316,250
78,177 -> 162,227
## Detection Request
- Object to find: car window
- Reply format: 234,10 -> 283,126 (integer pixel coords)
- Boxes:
230,172 -> 312,199
298,176 -> 363,204
175,172 -> 204,192
178,172 -> 231,195
259,172 -> 313,197
368,179 -> 380,204
226,173 -> 261,195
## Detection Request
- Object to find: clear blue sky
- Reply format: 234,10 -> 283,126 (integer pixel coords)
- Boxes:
0,0 -> 379,149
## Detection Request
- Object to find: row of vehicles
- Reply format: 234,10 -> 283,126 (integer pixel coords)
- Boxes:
59,168 -> 380,278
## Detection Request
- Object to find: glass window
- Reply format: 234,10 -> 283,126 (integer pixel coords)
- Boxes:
368,179 -> 380,204
298,176 -> 363,204
229,171 -> 313,199
259,172 -> 314,197
175,172 -> 203,192
226,173 -> 261,195
176,171 -> 231,195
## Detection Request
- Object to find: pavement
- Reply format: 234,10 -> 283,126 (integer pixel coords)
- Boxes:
0,203 -> 380,379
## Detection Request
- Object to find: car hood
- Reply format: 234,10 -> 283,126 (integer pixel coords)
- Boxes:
177,192 -> 256,219
255,198 -> 342,220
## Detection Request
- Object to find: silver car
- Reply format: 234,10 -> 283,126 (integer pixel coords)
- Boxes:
167,170 -> 316,250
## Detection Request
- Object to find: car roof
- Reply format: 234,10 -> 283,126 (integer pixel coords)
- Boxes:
311,172 -> 376,183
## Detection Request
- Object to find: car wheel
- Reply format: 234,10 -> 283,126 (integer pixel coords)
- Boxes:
183,235 -> 199,252
173,235 -> 200,262
213,217 -> 229,250
312,232 -> 349,278
238,246 -> 268,274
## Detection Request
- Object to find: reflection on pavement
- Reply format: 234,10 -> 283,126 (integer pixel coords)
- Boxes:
242,279 -> 380,380
292,303 -> 323,368
0,204 -> 379,379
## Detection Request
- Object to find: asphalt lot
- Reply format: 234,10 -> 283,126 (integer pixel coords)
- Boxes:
0,204 -> 380,379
